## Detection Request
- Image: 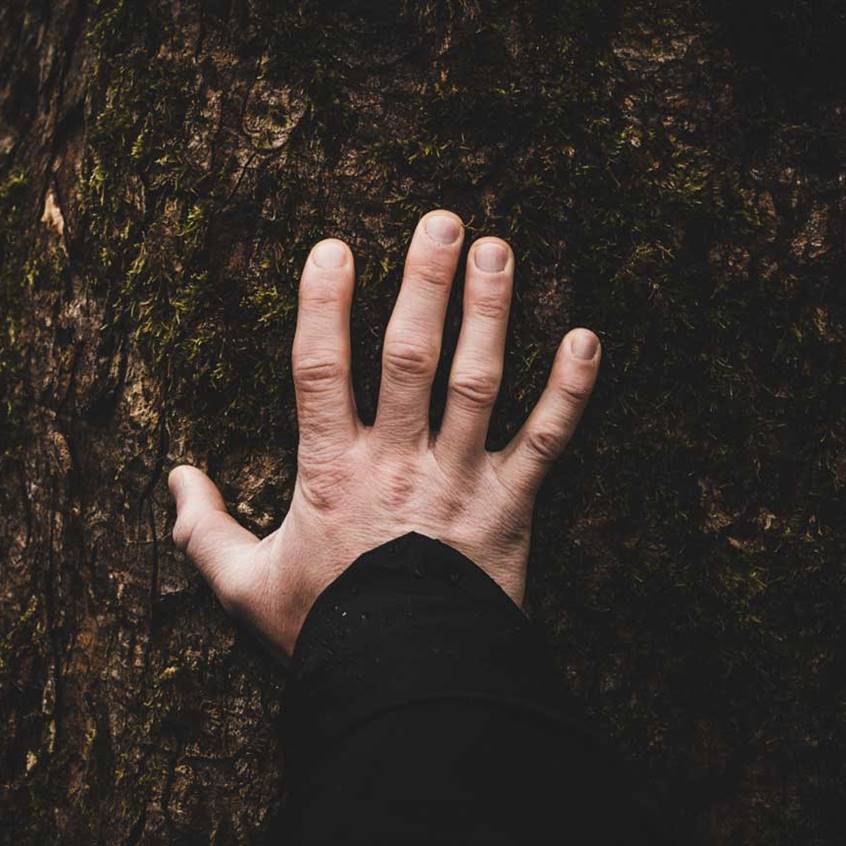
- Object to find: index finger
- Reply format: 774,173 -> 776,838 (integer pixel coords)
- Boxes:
291,238 -> 360,459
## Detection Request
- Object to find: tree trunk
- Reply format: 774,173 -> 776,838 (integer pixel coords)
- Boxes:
2,1 -> 844,843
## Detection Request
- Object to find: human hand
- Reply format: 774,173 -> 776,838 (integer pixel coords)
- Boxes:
169,209 -> 601,657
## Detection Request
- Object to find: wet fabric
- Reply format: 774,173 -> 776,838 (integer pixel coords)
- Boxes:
280,531 -> 674,844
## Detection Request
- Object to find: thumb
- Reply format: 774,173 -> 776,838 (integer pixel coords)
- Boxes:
168,464 -> 259,600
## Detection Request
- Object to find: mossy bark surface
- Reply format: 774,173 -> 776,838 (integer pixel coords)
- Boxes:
2,1 -> 845,843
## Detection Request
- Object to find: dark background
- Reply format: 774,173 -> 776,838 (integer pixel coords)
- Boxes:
1,1 -> 845,842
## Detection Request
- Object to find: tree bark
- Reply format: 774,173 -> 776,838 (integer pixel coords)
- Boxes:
2,1 -> 845,843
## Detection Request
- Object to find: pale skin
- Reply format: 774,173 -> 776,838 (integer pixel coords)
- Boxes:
169,209 -> 601,658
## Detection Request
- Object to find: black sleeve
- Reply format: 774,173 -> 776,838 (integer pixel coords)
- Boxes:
279,531 -> 674,845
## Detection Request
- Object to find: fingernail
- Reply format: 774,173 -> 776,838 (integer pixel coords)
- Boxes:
312,240 -> 347,268
424,214 -> 461,244
571,330 -> 598,359
474,242 -> 507,272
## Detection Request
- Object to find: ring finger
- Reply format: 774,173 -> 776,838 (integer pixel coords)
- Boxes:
437,237 -> 514,467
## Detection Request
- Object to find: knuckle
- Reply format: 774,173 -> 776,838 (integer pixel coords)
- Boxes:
300,281 -> 345,309
405,262 -> 452,290
382,338 -> 437,380
449,369 -> 500,409
437,487 -> 467,522
524,427 -> 561,462
468,295 -> 509,321
377,459 -> 418,509
556,379 -> 592,404
172,509 -> 211,555
293,355 -> 348,393
297,461 -> 352,511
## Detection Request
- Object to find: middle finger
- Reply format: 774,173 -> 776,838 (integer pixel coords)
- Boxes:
373,209 -> 464,448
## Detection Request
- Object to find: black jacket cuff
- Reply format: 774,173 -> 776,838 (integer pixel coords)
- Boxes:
283,531 -> 569,775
